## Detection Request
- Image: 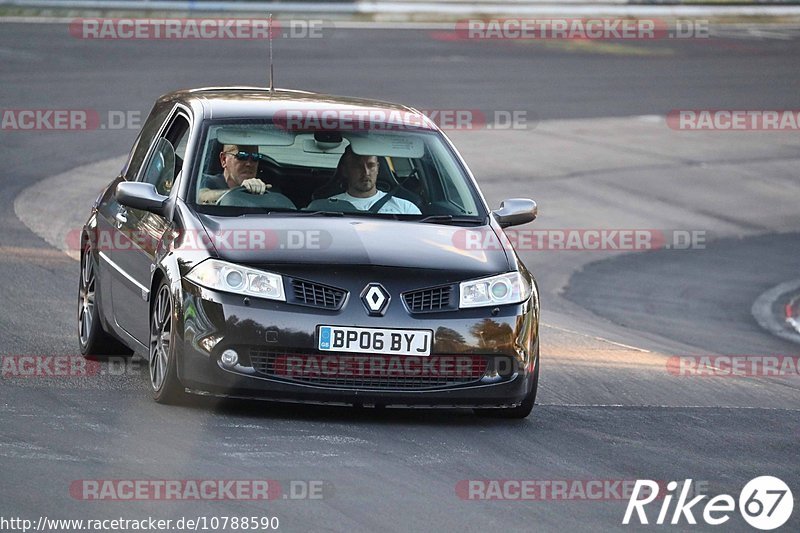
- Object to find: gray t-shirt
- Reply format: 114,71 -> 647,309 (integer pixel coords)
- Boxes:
328,190 -> 420,215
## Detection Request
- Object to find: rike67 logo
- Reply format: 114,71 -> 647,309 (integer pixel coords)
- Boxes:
623,477 -> 793,530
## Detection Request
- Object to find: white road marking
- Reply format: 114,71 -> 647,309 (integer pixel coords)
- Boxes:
542,322 -> 651,353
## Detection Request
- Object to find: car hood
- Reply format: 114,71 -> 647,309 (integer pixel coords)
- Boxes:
196,214 -> 511,274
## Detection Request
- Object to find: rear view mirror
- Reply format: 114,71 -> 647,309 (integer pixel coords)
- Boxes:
314,131 -> 343,144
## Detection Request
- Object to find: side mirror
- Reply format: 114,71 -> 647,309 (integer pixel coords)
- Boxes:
492,198 -> 537,228
116,182 -> 168,215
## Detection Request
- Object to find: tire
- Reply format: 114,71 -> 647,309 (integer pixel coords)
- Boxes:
78,244 -> 132,358
475,346 -> 539,419
149,281 -> 186,404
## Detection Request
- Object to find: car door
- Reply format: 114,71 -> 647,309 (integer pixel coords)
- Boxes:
110,109 -> 191,343
96,103 -> 171,341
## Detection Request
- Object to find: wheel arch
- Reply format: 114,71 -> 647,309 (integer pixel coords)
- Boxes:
149,256 -> 185,330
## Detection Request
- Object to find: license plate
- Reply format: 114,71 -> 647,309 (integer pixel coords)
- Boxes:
318,325 -> 433,356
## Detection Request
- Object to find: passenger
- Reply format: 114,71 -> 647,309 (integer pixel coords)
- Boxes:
329,146 -> 420,215
198,144 -> 271,204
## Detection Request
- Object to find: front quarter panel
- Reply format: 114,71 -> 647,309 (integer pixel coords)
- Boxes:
150,199 -> 215,372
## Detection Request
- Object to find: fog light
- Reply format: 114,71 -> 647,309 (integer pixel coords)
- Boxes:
220,349 -> 239,367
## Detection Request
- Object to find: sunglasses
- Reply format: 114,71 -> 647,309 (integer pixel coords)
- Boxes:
224,151 -> 266,162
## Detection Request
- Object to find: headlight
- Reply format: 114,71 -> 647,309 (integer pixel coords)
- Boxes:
186,259 -> 285,301
459,272 -> 531,309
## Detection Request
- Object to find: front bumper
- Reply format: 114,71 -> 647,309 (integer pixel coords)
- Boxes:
176,280 -> 538,408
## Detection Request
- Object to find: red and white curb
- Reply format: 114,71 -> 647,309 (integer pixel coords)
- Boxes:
786,292 -> 800,335
752,279 -> 800,345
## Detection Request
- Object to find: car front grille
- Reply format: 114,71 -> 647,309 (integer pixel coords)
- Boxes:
403,285 -> 453,313
249,349 -> 487,390
290,279 -> 346,310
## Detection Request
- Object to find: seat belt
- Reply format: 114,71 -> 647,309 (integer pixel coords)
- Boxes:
369,174 -> 414,213
368,190 -> 397,213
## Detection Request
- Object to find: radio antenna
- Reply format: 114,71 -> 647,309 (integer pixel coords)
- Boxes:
268,13 -> 274,94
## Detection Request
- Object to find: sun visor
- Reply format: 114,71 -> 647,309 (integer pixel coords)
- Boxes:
345,132 -> 425,158
216,127 -> 295,146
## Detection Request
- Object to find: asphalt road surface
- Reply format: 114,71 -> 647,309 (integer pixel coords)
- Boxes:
1,21 -> 799,532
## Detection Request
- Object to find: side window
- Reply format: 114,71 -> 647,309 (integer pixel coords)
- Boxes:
164,115 -> 190,192
139,113 -> 190,196
124,104 -> 171,181
141,138 -> 176,196
167,115 -> 190,161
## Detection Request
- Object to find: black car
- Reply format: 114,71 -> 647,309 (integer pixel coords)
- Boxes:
78,87 -> 540,417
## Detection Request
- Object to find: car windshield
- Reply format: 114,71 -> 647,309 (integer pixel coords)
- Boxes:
191,120 -> 485,222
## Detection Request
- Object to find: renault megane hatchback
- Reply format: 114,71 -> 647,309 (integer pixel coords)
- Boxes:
78,87 -> 540,418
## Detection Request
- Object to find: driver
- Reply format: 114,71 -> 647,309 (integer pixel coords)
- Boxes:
198,144 -> 271,204
329,146 -> 420,214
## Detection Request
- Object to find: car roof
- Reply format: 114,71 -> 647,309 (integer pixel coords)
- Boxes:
160,87 -> 436,129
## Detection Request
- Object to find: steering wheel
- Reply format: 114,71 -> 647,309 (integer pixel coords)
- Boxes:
215,185 -> 248,205
216,186 -> 296,209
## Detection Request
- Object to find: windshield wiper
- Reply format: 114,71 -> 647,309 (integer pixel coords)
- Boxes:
284,210 -> 345,217
417,214 -> 484,225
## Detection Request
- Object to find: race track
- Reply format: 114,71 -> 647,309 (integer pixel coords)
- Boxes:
1,21 -> 798,532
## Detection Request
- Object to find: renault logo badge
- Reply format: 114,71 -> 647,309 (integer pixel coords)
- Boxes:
361,283 -> 390,316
